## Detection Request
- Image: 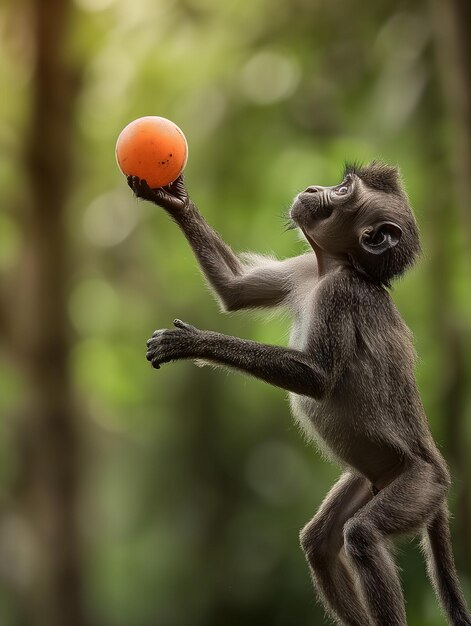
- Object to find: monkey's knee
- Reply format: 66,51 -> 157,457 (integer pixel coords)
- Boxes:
343,518 -> 378,562
300,520 -> 338,571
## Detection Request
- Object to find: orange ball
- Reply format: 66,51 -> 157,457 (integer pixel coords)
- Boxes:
116,116 -> 188,188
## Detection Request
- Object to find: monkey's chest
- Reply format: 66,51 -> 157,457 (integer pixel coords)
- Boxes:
287,296 -> 368,460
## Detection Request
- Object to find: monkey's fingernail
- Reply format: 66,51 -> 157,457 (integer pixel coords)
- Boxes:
146,350 -> 153,362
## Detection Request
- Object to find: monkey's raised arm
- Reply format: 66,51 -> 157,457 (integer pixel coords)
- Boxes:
173,205 -> 295,311
128,176 -> 317,310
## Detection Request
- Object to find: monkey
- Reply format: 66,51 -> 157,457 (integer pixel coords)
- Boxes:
128,162 -> 471,626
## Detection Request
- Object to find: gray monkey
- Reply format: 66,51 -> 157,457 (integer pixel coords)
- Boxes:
128,162 -> 471,626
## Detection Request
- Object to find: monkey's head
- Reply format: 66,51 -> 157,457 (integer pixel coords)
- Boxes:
290,162 -> 421,285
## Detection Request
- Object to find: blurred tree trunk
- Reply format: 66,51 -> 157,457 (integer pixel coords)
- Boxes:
430,0 -> 471,241
429,0 -> 471,571
13,0 -> 85,624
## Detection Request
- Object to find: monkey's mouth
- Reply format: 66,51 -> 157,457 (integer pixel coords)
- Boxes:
290,193 -> 332,225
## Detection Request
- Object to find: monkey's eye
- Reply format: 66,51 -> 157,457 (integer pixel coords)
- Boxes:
335,186 -> 349,195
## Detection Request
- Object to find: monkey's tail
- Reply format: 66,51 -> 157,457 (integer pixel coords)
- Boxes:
422,504 -> 471,626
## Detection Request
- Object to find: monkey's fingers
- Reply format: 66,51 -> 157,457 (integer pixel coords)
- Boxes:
135,178 -> 160,201
153,188 -> 184,210
128,174 -> 189,214
146,329 -> 165,368
147,355 -> 160,369
173,319 -> 198,333
145,344 -> 161,369
146,329 -> 182,369
150,328 -> 166,340
164,175 -> 188,200
127,175 -> 143,195
127,176 -> 156,201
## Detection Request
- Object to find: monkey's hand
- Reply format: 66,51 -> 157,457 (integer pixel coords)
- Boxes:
146,319 -> 200,369
127,175 -> 191,216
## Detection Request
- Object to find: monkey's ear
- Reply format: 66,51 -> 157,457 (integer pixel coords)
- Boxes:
359,221 -> 402,255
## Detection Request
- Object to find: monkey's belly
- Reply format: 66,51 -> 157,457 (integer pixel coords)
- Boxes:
289,393 -> 403,484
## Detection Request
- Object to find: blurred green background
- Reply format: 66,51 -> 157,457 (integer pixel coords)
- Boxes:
1,0 -> 471,624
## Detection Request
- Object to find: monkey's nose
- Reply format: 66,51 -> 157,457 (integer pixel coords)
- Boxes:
304,185 -> 323,194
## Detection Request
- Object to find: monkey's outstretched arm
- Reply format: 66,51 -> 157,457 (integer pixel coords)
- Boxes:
128,176 -> 316,310
146,281 -> 355,395
146,320 -> 328,398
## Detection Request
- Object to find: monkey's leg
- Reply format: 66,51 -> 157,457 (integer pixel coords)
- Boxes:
300,472 -> 375,626
422,504 -> 471,625
343,459 -> 447,626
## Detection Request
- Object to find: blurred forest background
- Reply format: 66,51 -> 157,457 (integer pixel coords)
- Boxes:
1,0 -> 471,624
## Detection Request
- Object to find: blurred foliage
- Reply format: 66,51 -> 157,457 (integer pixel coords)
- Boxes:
0,0 -> 471,624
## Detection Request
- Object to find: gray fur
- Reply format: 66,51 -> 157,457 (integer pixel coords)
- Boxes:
129,166 -> 471,626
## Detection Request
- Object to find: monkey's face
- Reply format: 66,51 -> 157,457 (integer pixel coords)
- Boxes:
289,162 -> 421,284
290,174 -> 355,226
290,172 -> 364,253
